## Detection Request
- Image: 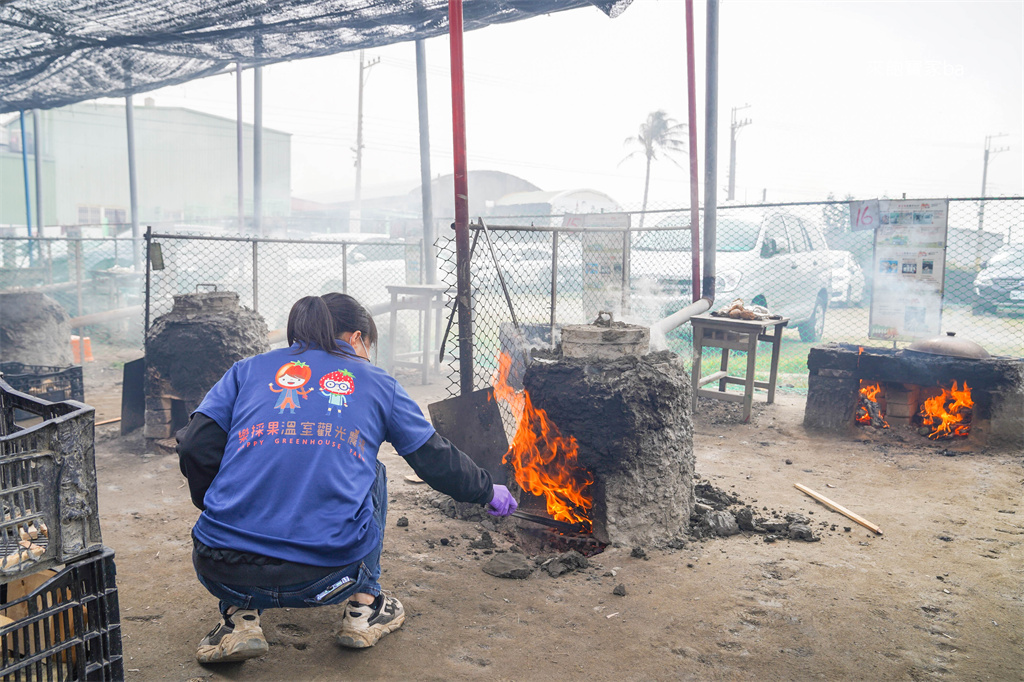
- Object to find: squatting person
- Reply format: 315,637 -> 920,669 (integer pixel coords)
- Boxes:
177,292 -> 518,663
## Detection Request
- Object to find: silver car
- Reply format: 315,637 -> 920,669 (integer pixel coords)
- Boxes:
630,210 -> 832,341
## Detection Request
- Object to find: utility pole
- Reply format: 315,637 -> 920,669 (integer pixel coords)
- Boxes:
975,133 -> 1009,266
727,104 -> 752,201
352,50 -> 380,233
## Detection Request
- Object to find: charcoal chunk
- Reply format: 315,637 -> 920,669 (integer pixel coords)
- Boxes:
701,510 -> 740,537
482,553 -> 535,579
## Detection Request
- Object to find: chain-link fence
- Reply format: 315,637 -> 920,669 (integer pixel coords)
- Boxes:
144,231 -> 428,361
437,197 -> 1024,399
0,235 -> 144,343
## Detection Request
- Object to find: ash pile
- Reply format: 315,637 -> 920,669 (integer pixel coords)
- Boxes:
690,478 -> 841,543
144,291 -> 268,440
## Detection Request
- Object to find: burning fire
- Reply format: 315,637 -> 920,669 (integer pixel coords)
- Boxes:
855,381 -> 889,428
920,381 -> 973,439
492,353 -> 594,531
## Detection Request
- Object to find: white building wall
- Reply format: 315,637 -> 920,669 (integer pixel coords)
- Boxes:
46,102 -> 290,228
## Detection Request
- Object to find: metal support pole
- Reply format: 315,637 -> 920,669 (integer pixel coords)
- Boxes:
237,63 -> 245,231
415,39 -> 437,284
685,0 -> 701,301
620,229 -> 631,315
702,0 -> 720,301
252,240 -> 259,312
126,96 -> 142,270
19,112 -> 33,266
550,229 -> 559,344
74,236 -> 84,317
449,0 -> 473,395
354,51 -> 365,229
32,110 -> 44,240
253,66 -> 264,236
144,226 -> 152,335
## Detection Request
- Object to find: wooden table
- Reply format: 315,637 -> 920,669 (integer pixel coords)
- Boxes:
690,313 -> 790,423
385,284 -> 446,385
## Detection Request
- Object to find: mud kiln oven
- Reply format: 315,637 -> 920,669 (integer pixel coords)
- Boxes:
501,318 -> 696,550
803,337 -> 1023,447
144,292 -> 269,440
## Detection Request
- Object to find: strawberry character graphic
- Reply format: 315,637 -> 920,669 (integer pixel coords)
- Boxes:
269,361 -> 314,414
319,369 -> 355,413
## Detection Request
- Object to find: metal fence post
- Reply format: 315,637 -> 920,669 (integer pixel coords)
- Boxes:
45,241 -> 52,284
550,229 -> 559,343
144,226 -> 152,334
252,239 -> 259,313
74,236 -> 83,317
342,241 -> 348,294
621,228 -> 631,316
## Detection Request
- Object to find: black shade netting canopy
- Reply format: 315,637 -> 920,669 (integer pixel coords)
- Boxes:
0,0 -> 632,114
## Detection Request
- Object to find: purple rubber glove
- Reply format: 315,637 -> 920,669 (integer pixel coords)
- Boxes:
487,484 -> 518,517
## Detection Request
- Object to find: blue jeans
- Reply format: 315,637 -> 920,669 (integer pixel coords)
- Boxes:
197,461 -> 387,614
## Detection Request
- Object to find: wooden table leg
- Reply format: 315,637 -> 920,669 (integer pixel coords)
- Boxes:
742,331 -> 758,423
719,340 -> 730,393
767,321 -> 784,404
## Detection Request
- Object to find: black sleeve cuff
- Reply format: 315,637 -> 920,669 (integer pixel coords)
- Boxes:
404,432 -> 494,505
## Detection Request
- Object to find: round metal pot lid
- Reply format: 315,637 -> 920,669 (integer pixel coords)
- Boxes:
905,331 -> 990,359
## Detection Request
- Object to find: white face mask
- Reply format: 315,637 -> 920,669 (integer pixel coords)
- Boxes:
352,333 -> 370,361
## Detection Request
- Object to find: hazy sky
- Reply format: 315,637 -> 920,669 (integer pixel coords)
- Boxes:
101,0 -> 1023,211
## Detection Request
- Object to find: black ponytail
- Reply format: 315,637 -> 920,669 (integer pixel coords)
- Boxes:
285,292 -> 377,360
286,296 -> 338,355
322,292 -> 378,350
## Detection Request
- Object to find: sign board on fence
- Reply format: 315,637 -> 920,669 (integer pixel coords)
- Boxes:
868,199 -> 949,341
849,199 -> 880,232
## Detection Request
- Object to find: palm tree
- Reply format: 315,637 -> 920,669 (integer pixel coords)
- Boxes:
622,110 -> 687,228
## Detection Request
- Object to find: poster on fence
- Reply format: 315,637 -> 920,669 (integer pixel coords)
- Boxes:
867,199 -> 949,341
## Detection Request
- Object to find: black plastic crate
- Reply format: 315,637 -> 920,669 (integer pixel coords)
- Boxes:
0,548 -> 123,681
0,380 -> 102,582
0,365 -> 84,405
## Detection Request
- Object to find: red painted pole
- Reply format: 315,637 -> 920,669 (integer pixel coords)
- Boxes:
685,0 -> 701,302
449,0 -> 474,395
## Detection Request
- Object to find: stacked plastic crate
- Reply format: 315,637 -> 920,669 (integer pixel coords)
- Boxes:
0,378 -> 122,680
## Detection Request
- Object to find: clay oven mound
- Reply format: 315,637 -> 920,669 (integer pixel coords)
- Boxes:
0,291 -> 74,366
522,350 -> 695,548
145,291 -> 269,439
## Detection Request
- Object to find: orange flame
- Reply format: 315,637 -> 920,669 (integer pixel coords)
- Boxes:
855,381 -> 888,427
919,381 -> 973,439
492,353 -> 594,530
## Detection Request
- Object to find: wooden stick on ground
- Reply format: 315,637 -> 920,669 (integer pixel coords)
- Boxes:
794,483 -> 883,535
96,417 -> 121,426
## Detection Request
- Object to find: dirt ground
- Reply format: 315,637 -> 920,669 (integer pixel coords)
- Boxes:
78,344 -> 1022,681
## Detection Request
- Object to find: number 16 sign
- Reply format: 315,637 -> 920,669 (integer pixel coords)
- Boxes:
849,199 -> 881,232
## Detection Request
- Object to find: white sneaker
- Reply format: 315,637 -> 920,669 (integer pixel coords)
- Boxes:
336,594 -> 406,648
196,609 -> 268,663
